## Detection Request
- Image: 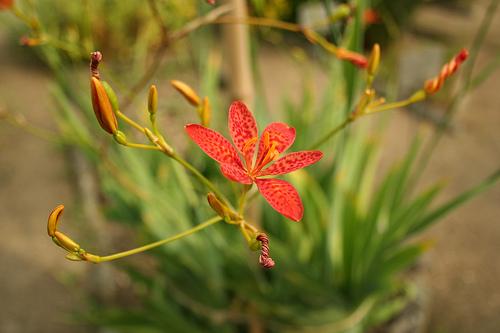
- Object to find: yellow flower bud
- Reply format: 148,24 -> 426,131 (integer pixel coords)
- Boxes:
148,85 -> 158,115
47,204 -> 64,237
90,77 -> 118,134
368,43 -> 380,76
170,80 -> 201,107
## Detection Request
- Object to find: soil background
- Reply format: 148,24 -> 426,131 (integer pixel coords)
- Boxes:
1,1 -> 499,332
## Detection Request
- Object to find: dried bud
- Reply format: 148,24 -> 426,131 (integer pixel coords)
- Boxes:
47,204 -> 64,237
0,0 -> 13,10
148,85 -> 158,115
337,48 -> 368,68
170,80 -> 201,107
90,51 -> 102,79
368,43 -> 380,76
54,231 -> 80,252
201,97 -> 211,127
256,234 -> 275,269
424,48 -> 469,94
90,77 -> 118,134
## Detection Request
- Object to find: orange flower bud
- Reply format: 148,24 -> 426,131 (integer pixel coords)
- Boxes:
424,48 -> 469,94
368,43 -> 380,76
170,80 -> 201,107
54,231 -> 80,252
148,85 -> 158,115
90,77 -> 118,134
19,36 -> 42,46
47,204 -> 64,237
363,9 -> 380,25
337,48 -> 368,68
0,0 -> 13,10
201,97 -> 211,127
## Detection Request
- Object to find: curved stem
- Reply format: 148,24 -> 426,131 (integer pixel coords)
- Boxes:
116,110 -> 146,134
86,216 -> 222,263
238,184 -> 252,215
308,117 -> 353,150
115,111 -> 231,207
122,142 -> 162,150
170,152 -> 231,207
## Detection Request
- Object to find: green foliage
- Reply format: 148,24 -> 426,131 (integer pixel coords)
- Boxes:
3,0 -> 498,332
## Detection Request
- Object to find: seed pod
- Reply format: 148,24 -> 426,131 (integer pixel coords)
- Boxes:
47,204 -> 64,237
90,77 -> 118,134
170,80 -> 201,107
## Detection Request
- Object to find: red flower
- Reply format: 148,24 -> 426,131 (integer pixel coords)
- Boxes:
185,101 -> 323,221
0,0 -> 13,10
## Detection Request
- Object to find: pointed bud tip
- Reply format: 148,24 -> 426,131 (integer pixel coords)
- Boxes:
170,80 -> 201,107
48,204 -> 65,237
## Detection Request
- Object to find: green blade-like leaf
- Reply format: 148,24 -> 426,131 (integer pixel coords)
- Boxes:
409,168 -> 500,235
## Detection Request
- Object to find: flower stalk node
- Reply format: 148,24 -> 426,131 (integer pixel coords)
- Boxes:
145,128 -> 174,155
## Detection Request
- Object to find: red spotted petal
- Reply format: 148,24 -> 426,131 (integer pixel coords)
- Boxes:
259,151 -> 323,176
228,101 -> 258,164
256,122 -> 296,162
185,124 -> 241,166
255,178 -> 303,221
220,163 -> 252,184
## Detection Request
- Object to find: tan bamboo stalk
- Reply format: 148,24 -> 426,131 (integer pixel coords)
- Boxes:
221,0 -> 254,106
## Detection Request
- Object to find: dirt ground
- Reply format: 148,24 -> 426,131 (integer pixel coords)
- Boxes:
0,1 -> 499,333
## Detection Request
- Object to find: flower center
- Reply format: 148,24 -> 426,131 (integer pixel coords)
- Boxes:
250,132 -> 280,176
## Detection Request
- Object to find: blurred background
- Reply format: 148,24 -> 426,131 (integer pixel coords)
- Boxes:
0,0 -> 499,332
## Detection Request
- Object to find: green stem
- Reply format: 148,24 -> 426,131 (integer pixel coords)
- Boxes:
123,142 -> 162,150
88,216 -> 222,263
238,184 -> 252,215
116,110 -> 146,134
308,117 -> 353,150
170,152 -> 231,207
